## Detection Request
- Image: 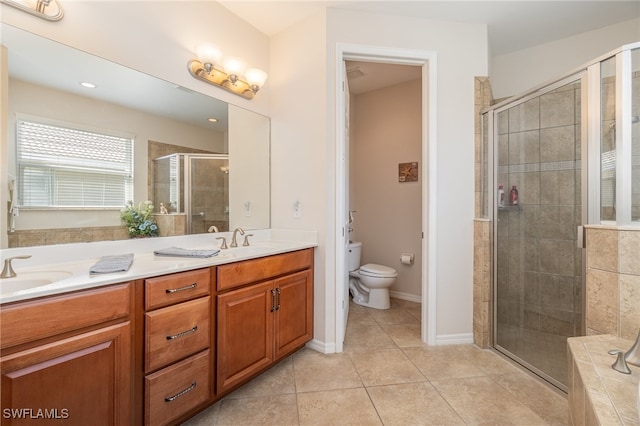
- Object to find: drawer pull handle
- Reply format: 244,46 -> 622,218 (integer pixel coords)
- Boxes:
270,289 -> 276,312
166,283 -> 197,294
166,326 -> 198,340
276,288 -> 281,311
165,382 -> 197,402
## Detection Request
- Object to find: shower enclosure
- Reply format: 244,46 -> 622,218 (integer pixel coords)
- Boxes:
153,153 -> 229,234
481,43 -> 639,391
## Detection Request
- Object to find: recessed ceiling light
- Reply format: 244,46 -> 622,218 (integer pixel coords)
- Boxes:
208,117 -> 218,123
80,82 -> 96,88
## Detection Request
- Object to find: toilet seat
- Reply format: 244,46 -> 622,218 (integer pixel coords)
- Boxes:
359,263 -> 397,278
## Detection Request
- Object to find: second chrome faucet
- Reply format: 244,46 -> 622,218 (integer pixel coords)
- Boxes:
216,227 -> 251,250
230,227 -> 245,248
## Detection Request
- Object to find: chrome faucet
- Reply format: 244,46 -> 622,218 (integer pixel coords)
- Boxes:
216,237 -> 228,250
230,227 -> 245,248
208,225 -> 219,233
1,255 -> 32,278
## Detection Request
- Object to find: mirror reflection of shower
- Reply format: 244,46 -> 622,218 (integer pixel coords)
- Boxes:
153,153 -> 229,234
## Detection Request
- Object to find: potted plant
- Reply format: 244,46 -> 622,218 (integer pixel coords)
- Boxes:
120,200 -> 159,238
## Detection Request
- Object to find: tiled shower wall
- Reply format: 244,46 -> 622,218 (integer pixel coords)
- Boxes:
585,226 -> 640,340
473,77 -> 493,348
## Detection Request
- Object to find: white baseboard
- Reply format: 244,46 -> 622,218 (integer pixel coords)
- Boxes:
305,339 -> 335,354
435,333 -> 474,345
389,290 -> 421,304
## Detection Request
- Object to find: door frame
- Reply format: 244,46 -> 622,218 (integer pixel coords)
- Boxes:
334,43 -> 438,350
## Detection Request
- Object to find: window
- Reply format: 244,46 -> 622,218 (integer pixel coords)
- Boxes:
16,118 -> 133,208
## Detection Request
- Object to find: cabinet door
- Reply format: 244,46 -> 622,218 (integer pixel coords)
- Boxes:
1,322 -> 131,426
274,270 -> 313,360
216,281 -> 273,394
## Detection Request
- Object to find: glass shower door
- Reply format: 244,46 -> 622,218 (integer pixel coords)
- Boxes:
494,76 -> 584,390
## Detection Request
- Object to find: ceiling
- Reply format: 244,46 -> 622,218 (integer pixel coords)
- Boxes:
220,1 -> 639,94
220,1 -> 640,56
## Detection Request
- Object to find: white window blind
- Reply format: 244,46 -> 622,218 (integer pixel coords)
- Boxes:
17,119 -> 133,208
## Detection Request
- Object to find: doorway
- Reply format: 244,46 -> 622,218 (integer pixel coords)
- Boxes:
334,44 -> 438,352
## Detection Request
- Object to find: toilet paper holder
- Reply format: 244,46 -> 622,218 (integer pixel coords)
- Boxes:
400,253 -> 414,265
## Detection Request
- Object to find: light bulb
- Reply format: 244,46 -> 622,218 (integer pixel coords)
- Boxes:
222,57 -> 245,81
195,43 -> 221,68
245,68 -> 268,91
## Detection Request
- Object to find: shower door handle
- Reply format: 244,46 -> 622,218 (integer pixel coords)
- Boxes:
576,226 -> 585,249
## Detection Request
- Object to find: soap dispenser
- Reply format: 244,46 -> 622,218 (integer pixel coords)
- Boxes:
498,184 -> 505,207
510,185 -> 519,205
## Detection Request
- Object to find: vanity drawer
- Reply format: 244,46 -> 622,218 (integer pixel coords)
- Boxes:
217,248 -> 313,291
1,282 -> 131,349
145,349 -> 211,426
145,268 -> 210,310
145,296 -> 210,373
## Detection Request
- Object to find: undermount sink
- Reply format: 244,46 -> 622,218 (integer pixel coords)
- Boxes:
0,271 -> 73,294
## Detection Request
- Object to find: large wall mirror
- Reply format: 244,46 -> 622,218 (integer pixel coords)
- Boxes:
1,23 -> 270,248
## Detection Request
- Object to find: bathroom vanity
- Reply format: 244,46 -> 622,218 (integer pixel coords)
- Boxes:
0,232 -> 315,425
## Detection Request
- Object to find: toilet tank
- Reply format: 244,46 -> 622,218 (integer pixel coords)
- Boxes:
348,241 -> 362,271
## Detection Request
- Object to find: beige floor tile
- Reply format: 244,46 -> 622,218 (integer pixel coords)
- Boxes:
350,348 -> 426,386
369,308 -> 420,326
462,347 -> 523,376
346,310 -> 378,327
494,371 -> 569,425
403,346 -> 487,381
430,376 -> 516,408
182,400 -> 221,425
293,349 -> 363,392
297,388 -> 382,425
216,394 -> 299,426
344,324 -> 397,352
452,398 -> 548,425
225,355 -> 296,399
367,382 -> 465,425
382,324 -> 425,347
182,298 -> 573,425
406,305 -> 422,321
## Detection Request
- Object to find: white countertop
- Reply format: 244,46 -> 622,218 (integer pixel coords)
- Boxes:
0,229 -> 318,304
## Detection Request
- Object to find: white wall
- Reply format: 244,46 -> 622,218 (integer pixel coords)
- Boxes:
269,7 -> 488,348
0,2 -> 270,115
491,17 -> 640,99
269,11 -> 329,347
325,8 -> 488,343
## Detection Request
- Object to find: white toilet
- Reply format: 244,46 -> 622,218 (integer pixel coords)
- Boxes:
348,241 -> 397,310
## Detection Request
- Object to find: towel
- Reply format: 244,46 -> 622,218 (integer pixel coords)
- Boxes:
90,253 -> 134,274
153,247 -> 220,258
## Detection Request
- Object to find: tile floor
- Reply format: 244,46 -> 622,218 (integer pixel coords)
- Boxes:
184,298 -> 569,425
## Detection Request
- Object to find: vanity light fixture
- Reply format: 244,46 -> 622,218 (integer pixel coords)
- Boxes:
0,0 -> 63,21
188,43 -> 268,100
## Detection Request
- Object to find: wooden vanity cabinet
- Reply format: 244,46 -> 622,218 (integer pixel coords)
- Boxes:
142,267 -> 214,426
0,283 -> 133,426
216,249 -> 313,395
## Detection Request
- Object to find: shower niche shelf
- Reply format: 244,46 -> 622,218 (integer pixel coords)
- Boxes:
498,205 -> 522,212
